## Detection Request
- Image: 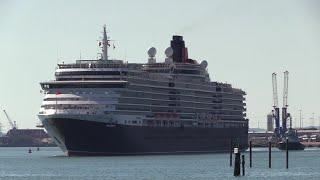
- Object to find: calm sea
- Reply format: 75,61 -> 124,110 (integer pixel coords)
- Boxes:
0,147 -> 319,180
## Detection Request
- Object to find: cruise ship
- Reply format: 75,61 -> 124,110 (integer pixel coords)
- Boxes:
38,26 -> 248,156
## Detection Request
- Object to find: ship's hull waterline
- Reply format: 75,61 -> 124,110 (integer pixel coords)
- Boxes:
42,118 -> 248,156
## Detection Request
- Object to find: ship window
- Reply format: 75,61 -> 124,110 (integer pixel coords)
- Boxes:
41,84 -> 50,89
173,69 -> 200,75
55,71 -> 122,76
45,83 -> 126,88
168,83 -> 175,87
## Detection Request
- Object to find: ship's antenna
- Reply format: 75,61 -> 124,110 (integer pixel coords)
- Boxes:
102,25 -> 108,61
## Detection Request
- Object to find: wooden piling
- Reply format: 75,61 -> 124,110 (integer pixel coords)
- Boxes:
230,140 -> 233,167
286,138 -> 289,169
268,141 -> 272,168
241,155 -> 245,176
249,141 -> 252,168
233,148 -> 241,176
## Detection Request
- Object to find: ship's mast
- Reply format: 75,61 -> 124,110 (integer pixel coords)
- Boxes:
102,25 -> 108,61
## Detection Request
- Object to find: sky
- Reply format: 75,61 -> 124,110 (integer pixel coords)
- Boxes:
0,0 -> 319,131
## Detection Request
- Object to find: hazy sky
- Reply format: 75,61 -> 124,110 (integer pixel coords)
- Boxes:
0,0 -> 319,131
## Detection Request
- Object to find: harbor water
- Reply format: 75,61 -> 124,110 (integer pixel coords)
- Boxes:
0,147 -> 319,180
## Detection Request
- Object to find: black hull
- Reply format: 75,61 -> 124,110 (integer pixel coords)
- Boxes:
278,142 -> 305,150
44,118 -> 248,156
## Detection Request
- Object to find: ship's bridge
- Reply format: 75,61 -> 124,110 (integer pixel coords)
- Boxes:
57,59 -> 125,69
55,59 -> 130,81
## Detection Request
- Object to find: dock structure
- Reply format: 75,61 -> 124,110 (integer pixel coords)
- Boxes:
248,130 -> 320,147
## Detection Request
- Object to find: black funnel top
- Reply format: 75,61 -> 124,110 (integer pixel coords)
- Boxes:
171,36 -> 185,63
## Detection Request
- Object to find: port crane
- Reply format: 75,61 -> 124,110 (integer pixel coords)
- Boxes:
3,110 -> 17,130
282,71 -> 289,133
272,73 -> 281,137
272,71 -> 291,137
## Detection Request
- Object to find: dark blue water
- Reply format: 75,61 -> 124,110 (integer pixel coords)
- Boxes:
0,147 -> 319,179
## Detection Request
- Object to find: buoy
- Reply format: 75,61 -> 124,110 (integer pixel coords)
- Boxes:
28,148 -> 32,154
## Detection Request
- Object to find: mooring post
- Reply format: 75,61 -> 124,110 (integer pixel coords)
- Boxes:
249,140 -> 252,168
233,148 -> 241,176
286,138 -> 289,169
242,155 -> 245,176
230,140 -> 233,167
268,141 -> 272,168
